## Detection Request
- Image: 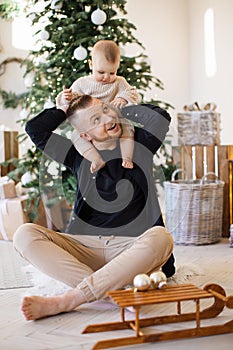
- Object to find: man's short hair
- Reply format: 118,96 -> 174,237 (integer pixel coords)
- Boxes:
66,95 -> 93,118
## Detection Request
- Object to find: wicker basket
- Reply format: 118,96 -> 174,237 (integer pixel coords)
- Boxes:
177,111 -> 221,145
164,170 -> 224,245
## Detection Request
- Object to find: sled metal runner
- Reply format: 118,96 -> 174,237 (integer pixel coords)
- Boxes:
82,283 -> 233,349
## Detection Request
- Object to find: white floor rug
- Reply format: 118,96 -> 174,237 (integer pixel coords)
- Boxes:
21,263 -> 201,297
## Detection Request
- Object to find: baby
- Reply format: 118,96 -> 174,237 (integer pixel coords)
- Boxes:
56,40 -> 141,173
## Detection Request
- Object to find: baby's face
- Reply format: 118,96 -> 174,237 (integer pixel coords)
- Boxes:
90,52 -> 119,84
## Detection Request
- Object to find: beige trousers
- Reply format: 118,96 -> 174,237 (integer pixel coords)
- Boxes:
13,223 -> 173,302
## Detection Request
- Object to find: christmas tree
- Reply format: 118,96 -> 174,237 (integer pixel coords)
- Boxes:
0,0 -> 175,222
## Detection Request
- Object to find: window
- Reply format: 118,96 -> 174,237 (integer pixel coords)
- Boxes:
204,8 -> 217,77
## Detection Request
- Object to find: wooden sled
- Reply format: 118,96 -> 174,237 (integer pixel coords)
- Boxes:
82,283 -> 233,350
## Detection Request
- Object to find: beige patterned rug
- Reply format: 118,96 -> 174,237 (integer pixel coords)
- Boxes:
0,241 -> 33,289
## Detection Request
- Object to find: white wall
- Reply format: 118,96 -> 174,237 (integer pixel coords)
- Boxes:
126,0 -> 189,144
0,0 -> 233,146
126,0 -> 233,145
188,0 -> 233,144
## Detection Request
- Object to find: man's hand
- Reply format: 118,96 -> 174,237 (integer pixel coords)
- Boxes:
111,97 -> 127,109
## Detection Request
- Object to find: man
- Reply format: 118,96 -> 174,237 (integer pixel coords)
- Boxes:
13,95 -> 175,320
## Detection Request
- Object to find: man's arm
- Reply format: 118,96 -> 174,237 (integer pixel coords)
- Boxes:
121,104 -> 171,154
25,107 -> 82,168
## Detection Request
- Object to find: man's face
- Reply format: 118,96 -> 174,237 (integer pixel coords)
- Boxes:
79,100 -> 123,143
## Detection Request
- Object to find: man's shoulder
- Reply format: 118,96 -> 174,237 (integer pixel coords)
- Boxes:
122,104 -> 171,123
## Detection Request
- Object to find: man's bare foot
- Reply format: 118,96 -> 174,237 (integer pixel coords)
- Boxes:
21,288 -> 86,321
122,160 -> 133,169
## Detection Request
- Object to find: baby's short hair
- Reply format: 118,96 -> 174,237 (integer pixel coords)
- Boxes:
91,40 -> 120,63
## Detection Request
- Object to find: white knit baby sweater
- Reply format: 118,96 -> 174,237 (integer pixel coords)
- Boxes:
56,75 -> 141,107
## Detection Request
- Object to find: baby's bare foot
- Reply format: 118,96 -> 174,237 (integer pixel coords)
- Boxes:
122,160 -> 133,169
90,160 -> 106,173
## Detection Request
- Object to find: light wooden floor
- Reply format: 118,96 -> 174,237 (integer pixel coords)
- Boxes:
1,238 -> 233,350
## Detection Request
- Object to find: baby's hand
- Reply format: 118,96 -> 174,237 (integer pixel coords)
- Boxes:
111,98 -> 127,109
62,85 -> 73,101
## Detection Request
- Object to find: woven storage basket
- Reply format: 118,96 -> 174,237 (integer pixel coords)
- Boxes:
164,170 -> 224,245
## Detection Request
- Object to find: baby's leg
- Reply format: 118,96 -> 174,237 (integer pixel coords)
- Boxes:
84,147 -> 106,173
120,137 -> 134,169
71,130 -> 105,173
120,118 -> 135,169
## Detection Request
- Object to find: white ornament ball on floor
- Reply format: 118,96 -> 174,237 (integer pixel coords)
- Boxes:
150,271 -> 167,289
73,46 -> 88,61
91,8 -> 107,25
133,273 -> 151,291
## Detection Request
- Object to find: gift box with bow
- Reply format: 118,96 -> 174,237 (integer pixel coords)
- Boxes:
177,102 -> 221,146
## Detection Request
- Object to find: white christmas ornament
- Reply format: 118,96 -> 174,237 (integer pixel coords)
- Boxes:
47,161 -> 59,176
24,72 -> 35,88
150,271 -> 167,289
44,97 -> 55,109
21,172 -> 34,186
40,30 -> 50,41
28,13 -> 36,22
51,0 -> 63,10
91,8 -> 107,25
73,46 -> 88,61
20,108 -> 29,120
133,274 -> 151,291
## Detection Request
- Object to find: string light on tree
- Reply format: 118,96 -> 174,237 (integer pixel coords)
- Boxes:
73,45 -> 88,61
91,8 -> 107,25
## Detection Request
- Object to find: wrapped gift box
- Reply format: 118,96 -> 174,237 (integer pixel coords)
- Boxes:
177,111 -> 221,145
0,195 -> 29,240
0,131 -> 19,176
0,195 -> 47,240
0,177 -> 17,199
